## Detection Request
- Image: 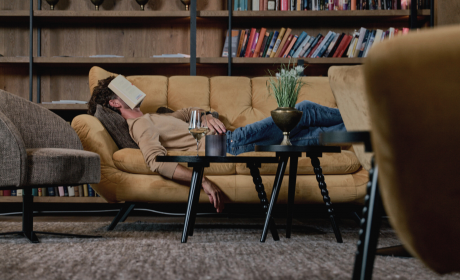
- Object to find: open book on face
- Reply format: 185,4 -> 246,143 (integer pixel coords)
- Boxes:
108,75 -> 146,109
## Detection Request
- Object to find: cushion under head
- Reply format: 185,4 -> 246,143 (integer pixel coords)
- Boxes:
94,105 -> 139,149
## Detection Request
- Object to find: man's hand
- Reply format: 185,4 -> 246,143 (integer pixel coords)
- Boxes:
202,178 -> 225,213
205,114 -> 226,134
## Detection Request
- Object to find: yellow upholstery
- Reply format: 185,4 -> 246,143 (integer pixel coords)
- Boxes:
72,66 -> 368,206
364,25 -> 460,274
328,65 -> 373,170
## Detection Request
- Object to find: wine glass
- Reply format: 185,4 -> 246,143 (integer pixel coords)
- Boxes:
135,0 -> 149,10
180,0 -> 191,11
90,0 -> 104,10
45,0 -> 59,10
189,110 -> 208,156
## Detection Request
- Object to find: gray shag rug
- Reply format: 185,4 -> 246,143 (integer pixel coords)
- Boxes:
0,218 -> 459,280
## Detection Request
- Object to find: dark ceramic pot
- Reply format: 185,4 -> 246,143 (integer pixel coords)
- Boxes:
270,107 -> 303,146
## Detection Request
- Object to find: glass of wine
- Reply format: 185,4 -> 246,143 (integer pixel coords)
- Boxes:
189,110 -> 209,156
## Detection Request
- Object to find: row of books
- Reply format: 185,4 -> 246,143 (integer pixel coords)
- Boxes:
0,184 -> 99,197
222,26 -> 409,59
235,0 -> 430,11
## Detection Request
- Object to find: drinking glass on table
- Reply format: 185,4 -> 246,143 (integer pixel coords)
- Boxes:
189,110 -> 209,156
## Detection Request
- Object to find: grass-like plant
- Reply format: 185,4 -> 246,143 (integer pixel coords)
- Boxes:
266,61 -> 306,108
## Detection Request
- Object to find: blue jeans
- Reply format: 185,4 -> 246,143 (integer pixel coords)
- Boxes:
226,100 -> 346,155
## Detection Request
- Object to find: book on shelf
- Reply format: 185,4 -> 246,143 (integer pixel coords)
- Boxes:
265,31 -> 279,57
83,184 -> 89,197
274,28 -> 292,57
261,32 -> 274,57
253,28 -> 267,57
246,0 -> 426,10
74,186 -> 80,197
222,30 -> 242,58
32,188 -> 38,196
249,32 -> 260,57
38,188 -> 42,197
258,31 -> 271,57
88,184 -> 95,197
270,27 -> 287,58
63,186 -> 69,197
47,187 -> 55,197
152,54 -> 190,58
58,186 -> 65,197
17,189 -> 22,196
0,190 -> 3,196
244,29 -> 257,57
68,186 -> 75,197
236,30 -> 247,57
288,31 -> 307,57
11,189 -> 17,196
253,0 -> 260,10
108,75 -> 146,110
307,36 -> 325,58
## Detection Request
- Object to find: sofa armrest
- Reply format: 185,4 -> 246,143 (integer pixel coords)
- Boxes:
0,111 -> 27,187
71,114 -> 119,169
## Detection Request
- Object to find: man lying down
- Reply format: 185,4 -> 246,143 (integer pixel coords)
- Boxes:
88,76 -> 346,214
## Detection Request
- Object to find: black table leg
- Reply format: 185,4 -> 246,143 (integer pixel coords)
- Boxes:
311,156 -> 343,243
286,156 -> 299,238
188,166 -> 204,237
352,162 -> 383,280
260,155 -> 289,243
182,165 -> 203,243
247,163 -> 279,242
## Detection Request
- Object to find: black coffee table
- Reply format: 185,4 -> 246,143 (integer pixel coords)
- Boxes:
255,145 -> 343,243
156,155 -> 279,243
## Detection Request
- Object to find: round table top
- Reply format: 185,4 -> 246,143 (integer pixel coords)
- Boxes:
156,155 -> 279,163
255,145 -> 341,153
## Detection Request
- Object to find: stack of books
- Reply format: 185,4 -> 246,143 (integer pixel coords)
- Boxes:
236,0 -> 429,11
222,27 -> 409,58
0,184 -> 100,197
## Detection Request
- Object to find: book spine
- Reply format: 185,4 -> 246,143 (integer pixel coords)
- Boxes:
78,185 -> 83,197
311,31 -> 332,58
32,188 -> 38,196
283,35 -> 298,57
278,35 -> 293,57
83,184 -> 89,197
74,185 -> 80,197
270,28 -> 286,58
306,36 -> 324,58
258,32 -> 270,57
335,35 -> 352,57
249,32 -> 259,57
275,0 -> 280,10
234,0 -> 240,10
68,186 -> 75,197
302,34 -> 321,57
358,30 -> 370,57
17,189 -> 22,196
38,188 -> 42,197
3,190 -> 11,196
11,189 -> 17,196
244,28 -> 257,57
0,190 -> 3,196
262,32 -> 274,57
275,28 -> 292,57
330,33 -> 345,57
293,35 -> 310,57
58,186 -> 64,197
47,187 -> 55,197
324,33 -> 340,57
289,31 -> 307,57
317,33 -> 335,57
63,186 -> 69,197
253,0 -> 260,10
265,31 -> 279,57
88,184 -> 95,197
253,28 -> 267,57
281,0 -> 289,10
236,30 -> 246,57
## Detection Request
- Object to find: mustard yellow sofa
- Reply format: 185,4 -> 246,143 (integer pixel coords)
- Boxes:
70,66 -> 368,205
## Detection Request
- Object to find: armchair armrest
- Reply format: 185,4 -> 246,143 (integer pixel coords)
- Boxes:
320,131 -> 373,152
0,111 -> 27,187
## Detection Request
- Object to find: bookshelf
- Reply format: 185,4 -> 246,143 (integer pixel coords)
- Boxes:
0,0 -> 457,204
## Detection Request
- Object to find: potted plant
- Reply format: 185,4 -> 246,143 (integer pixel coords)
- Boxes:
266,62 -> 306,145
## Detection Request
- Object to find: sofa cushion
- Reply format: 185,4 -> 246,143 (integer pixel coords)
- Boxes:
112,149 -> 236,176
235,150 -> 361,175
94,105 -> 139,149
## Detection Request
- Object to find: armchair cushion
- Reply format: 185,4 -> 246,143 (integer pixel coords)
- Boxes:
94,105 -> 139,149
25,148 -> 101,186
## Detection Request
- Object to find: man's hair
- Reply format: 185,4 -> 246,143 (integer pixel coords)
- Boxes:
88,76 -> 119,116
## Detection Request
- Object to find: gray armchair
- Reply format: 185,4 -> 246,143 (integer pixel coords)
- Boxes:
0,89 -> 101,243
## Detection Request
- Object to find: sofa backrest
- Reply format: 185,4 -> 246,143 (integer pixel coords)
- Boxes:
89,66 -> 337,131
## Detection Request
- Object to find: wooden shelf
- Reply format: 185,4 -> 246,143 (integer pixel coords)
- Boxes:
0,57 -> 29,63
198,9 -> 431,18
0,197 -> 106,203
39,104 -> 88,110
33,10 -> 190,23
0,10 -> 29,22
33,57 -> 190,66
198,57 -> 364,64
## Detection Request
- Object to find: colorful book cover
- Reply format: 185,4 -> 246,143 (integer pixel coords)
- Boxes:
307,36 -> 324,58
11,189 -> 17,196
288,31 -> 307,57
282,35 -> 298,57
261,32 -> 274,57
58,186 -> 65,197
317,32 -> 336,57
244,28 -> 257,57
312,31 -> 334,58
32,188 -> 38,196
275,28 -> 292,57
239,29 -> 251,57
236,30 -> 246,57
270,27 -> 286,58
88,184 -> 95,197
38,188 -> 42,197
304,34 -> 323,57
328,33 -> 345,57
293,35 -> 311,58
253,28 -> 267,57
3,190 -> 11,196
265,31 -> 279,57
249,33 -> 259,57
278,34 -> 293,58
47,187 -> 55,196
222,30 -> 242,58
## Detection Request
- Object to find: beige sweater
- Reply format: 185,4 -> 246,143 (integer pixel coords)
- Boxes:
127,108 -> 206,179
